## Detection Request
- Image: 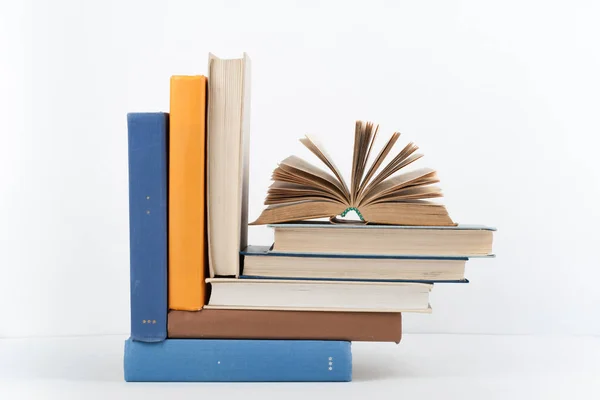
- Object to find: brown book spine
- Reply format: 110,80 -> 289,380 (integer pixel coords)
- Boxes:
168,309 -> 402,343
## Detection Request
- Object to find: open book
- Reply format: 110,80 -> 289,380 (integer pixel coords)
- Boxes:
251,121 -> 455,226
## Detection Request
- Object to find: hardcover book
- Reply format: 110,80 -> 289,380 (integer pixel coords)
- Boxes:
127,112 -> 168,342
269,223 -> 495,256
242,245 -> 470,281
169,75 -> 208,311
251,120 -> 454,226
168,309 -> 403,342
205,278 -> 432,313
207,53 -> 251,277
124,338 -> 352,382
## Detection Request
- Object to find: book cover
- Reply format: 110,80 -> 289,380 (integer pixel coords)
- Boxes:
127,112 -> 168,342
239,276 -> 469,284
124,338 -> 352,382
168,309 -> 402,343
169,75 -> 207,310
268,222 -> 497,231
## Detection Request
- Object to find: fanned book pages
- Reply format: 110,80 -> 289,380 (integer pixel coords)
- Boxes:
251,121 -> 455,226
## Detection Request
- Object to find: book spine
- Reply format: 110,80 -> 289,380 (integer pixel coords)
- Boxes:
239,54 -> 251,269
124,338 -> 352,382
168,309 -> 402,343
127,113 -> 168,342
169,76 -> 207,310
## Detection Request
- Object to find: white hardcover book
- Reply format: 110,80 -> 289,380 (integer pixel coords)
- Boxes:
205,278 -> 433,313
207,53 -> 251,277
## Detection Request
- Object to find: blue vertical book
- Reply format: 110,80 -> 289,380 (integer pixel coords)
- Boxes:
124,338 -> 352,382
127,113 -> 168,342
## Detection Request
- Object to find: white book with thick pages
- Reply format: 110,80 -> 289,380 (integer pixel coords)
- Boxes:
206,53 -> 251,277
205,278 -> 432,313
270,223 -> 495,256
241,245 -> 470,281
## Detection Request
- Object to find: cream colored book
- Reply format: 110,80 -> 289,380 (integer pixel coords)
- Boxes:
207,53 -> 251,277
242,246 -> 468,281
251,120 -> 454,226
205,278 -> 433,313
270,224 -> 495,256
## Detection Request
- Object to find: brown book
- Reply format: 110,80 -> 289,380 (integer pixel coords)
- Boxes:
168,309 -> 402,343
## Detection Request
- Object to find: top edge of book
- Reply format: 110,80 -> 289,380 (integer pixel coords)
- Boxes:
206,277 -> 434,288
127,112 -> 168,118
209,52 -> 251,61
267,222 -> 496,231
241,245 -> 498,259
170,75 -> 206,79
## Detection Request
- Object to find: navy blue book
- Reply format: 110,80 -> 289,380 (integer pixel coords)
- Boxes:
124,338 -> 352,382
127,113 -> 168,342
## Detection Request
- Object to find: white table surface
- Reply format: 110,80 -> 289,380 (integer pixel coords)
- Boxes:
1,334 -> 598,399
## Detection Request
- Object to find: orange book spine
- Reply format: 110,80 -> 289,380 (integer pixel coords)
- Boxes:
169,76 -> 207,310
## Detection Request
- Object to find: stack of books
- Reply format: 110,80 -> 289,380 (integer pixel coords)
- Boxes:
123,53 -> 495,383
234,223 -> 494,313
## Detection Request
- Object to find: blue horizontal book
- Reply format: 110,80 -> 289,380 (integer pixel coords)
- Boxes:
239,275 -> 469,284
127,113 -> 168,342
124,338 -> 352,382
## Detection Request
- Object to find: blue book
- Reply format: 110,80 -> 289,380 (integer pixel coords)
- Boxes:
124,338 -> 352,382
127,113 -> 168,342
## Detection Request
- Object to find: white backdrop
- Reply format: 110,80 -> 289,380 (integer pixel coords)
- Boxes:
1,0 -> 599,338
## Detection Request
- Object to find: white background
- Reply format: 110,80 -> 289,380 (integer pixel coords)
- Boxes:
1,0 -> 599,339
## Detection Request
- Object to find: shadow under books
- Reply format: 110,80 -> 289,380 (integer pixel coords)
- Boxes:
352,348 -> 407,382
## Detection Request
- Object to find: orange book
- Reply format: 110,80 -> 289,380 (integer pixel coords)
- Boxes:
169,76 -> 207,310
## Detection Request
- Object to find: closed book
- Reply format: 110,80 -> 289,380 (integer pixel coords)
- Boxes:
270,223 -> 496,256
206,278 -> 432,313
169,76 -> 208,310
124,338 -> 352,382
242,245 -> 469,282
207,53 -> 251,277
127,112 -> 168,342
168,309 -> 402,343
